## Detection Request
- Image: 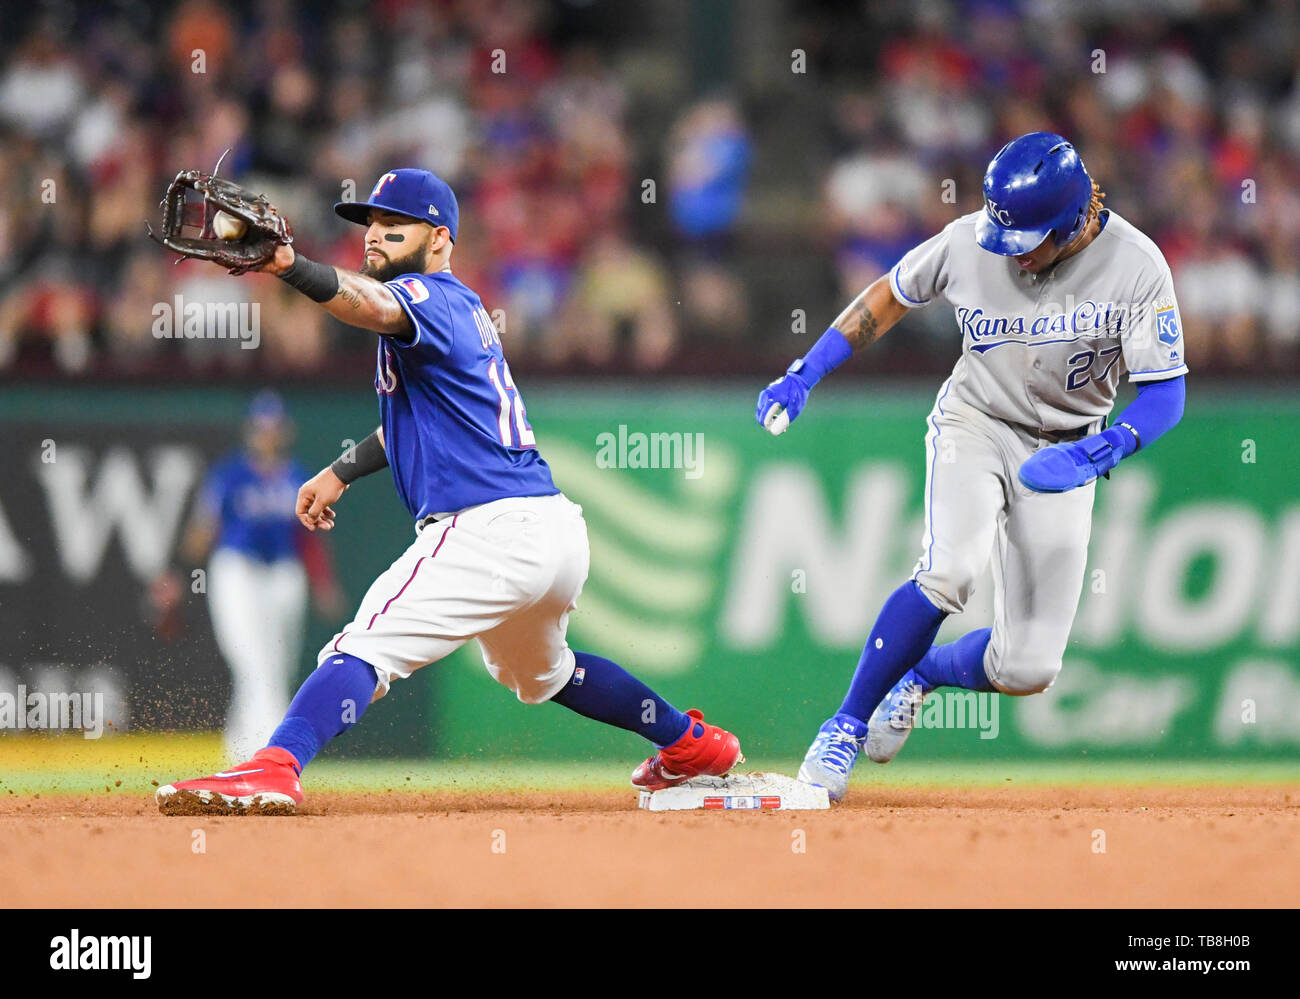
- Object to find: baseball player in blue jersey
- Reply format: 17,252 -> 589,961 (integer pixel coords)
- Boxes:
170,392 -> 343,760
757,133 -> 1187,801
159,169 -> 742,814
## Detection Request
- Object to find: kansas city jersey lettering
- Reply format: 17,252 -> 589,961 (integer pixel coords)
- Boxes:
958,298 -> 1152,351
376,271 -> 558,522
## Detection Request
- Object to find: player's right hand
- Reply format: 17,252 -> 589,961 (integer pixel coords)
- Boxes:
756,367 -> 812,436
296,466 -> 348,532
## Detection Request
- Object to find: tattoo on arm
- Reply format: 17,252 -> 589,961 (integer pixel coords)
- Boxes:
337,281 -> 363,311
326,270 -> 414,337
844,307 -> 879,350
837,294 -> 881,352
832,274 -> 906,352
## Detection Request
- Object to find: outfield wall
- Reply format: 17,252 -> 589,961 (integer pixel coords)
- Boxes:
0,384 -> 1296,763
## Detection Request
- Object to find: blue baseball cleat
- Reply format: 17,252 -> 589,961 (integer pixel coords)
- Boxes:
796,713 -> 869,802
866,670 -> 928,764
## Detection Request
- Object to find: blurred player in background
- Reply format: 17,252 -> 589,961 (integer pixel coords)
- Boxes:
164,391 -> 343,760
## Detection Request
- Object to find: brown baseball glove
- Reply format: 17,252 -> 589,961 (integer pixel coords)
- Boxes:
147,166 -> 293,275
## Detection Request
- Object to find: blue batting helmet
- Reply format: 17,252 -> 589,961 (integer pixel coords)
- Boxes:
974,132 -> 1093,256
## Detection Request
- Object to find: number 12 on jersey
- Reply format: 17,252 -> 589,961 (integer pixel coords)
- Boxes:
487,358 -> 536,448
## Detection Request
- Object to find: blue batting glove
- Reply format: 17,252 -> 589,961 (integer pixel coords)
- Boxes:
756,363 -> 812,436
756,327 -> 854,436
1018,431 -> 1125,493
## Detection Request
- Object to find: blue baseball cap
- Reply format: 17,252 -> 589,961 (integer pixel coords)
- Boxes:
247,389 -> 287,424
334,168 -> 459,241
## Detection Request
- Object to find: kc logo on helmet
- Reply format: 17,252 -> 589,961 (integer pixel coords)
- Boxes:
985,198 -> 1015,226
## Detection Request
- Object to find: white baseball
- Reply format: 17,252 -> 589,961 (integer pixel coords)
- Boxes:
764,406 -> 790,436
213,210 -> 247,240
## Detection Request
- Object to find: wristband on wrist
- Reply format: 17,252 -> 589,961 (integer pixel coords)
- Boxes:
1116,421 -> 1142,451
330,430 -> 388,484
279,254 -> 340,303
790,326 -> 853,386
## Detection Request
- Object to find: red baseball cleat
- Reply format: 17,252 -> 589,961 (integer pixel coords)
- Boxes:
631,709 -> 744,790
156,747 -> 304,816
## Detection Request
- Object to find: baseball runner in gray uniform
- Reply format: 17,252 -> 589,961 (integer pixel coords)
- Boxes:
756,132 -> 1188,801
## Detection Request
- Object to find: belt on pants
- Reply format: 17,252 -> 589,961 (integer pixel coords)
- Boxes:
1012,422 -> 1095,445
416,512 -> 455,532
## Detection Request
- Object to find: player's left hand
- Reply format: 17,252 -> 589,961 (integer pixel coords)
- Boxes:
147,167 -> 293,275
1018,433 -> 1121,493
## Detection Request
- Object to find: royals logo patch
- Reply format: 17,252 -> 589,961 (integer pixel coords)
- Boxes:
1156,305 -> 1181,346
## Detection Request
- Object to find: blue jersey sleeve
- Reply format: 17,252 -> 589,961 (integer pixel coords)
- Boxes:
196,456 -> 234,521
384,274 -> 455,356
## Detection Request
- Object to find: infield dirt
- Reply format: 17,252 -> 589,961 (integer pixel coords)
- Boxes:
3,785 -> 1296,907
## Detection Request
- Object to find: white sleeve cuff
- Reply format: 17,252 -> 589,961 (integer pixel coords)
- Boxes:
890,265 -> 930,309
1128,364 -> 1188,383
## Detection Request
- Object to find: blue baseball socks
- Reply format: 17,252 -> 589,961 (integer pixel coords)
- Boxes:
266,653 -> 380,772
550,652 -> 693,747
263,650 -> 693,773
908,627 -> 995,694
838,584 -> 1000,724
838,580 -> 948,722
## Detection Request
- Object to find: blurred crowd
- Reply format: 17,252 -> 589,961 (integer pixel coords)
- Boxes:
0,0 -> 1296,379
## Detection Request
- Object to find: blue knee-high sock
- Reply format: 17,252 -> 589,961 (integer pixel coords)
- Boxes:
550,652 -> 693,747
912,627 -> 995,693
267,653 -> 380,772
838,581 -> 948,722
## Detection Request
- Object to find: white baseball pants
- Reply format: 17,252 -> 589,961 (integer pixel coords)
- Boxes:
912,391 -> 1098,695
319,493 -> 589,705
207,547 -> 308,760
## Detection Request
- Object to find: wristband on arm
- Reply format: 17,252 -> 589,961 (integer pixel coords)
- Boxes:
330,430 -> 388,484
1086,376 -> 1186,480
1115,422 -> 1141,450
790,327 -> 853,384
1106,375 -> 1186,461
278,254 -> 340,303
